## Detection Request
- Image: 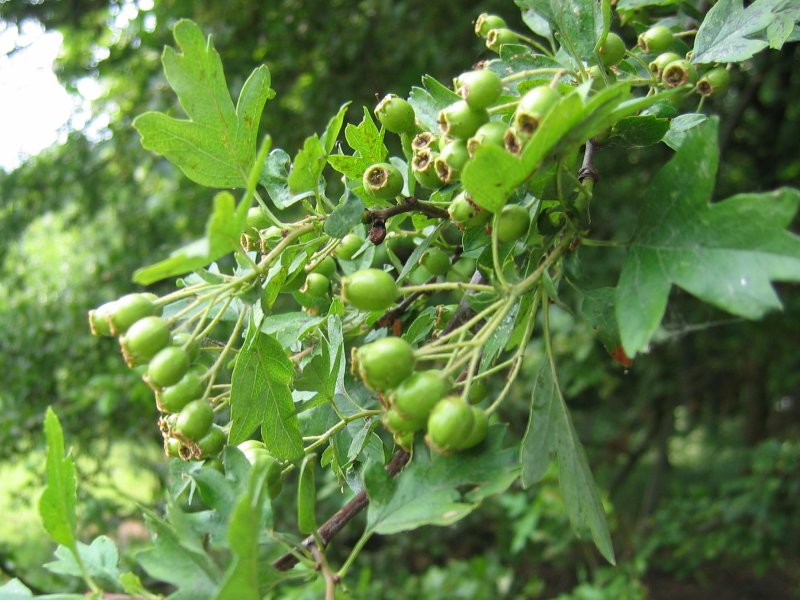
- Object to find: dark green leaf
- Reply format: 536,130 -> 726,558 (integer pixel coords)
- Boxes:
616,118 -> 800,356
575,287 -> 621,353
613,115 -> 670,146
408,75 -> 460,132
663,113 -> 708,150
324,193 -> 365,238
258,149 -> 292,209
396,222 -> 446,284
133,20 -> 274,188
297,454 -> 317,534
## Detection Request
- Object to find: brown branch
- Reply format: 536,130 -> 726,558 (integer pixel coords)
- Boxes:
578,139 -> 598,184
273,449 -> 410,571
364,196 -> 449,223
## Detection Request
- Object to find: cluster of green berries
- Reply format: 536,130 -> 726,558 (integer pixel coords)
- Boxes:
89,293 -> 220,461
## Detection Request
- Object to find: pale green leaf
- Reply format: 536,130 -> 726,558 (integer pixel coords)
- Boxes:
39,407 -> 77,550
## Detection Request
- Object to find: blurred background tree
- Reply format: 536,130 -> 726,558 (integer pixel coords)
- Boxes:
0,0 -> 798,597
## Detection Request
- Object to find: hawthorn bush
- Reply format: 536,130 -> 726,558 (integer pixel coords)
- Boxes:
6,1 -> 800,598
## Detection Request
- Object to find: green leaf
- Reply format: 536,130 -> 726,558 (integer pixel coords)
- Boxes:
259,149 -> 292,209
215,459 -> 274,600
297,454 -> 318,534
663,113 -> 708,150
345,107 -> 387,164
408,75 -> 461,132
461,145 -> 526,213
365,428 -> 518,535
617,0 -> 680,9
575,287 -> 621,354
288,134 -> 326,198
260,312 -> 324,350
520,359 -> 615,564
324,192 -> 365,238
691,0 -> 798,64
133,20 -> 274,188
229,324 -> 303,461
613,115 -> 670,146
327,153 -> 373,180
519,0 -> 607,59
0,578 -> 84,599
321,102 -> 351,153
616,118 -> 800,356
39,407 -> 77,550
133,191 -> 245,285
44,537 -> 121,592
396,222 -> 447,283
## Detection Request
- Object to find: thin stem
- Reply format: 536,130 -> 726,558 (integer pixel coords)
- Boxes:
304,410 -> 382,454
400,281 -> 495,295
512,236 -> 571,296
429,299 -> 505,347
674,29 -> 698,38
257,222 -> 318,273
253,190 -> 287,228
491,212 -> 510,289
201,308 -> 247,400
513,32 -> 555,57
580,238 -> 625,248
488,100 -> 519,114
501,68 -> 566,83
337,531 -> 372,579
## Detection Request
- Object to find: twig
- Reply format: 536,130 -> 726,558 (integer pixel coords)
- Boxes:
437,270 -> 488,337
273,449 -> 410,571
578,139 -> 598,184
364,196 -> 449,223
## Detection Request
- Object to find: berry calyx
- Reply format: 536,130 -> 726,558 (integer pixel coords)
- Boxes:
662,58 -> 697,88
420,248 -> 451,276
598,32 -> 626,67
363,163 -> 404,200
411,131 -> 437,152
435,139 -> 469,184
449,191 -> 491,229
390,370 -> 449,422
426,396 -> 475,453
120,316 -> 171,367
175,399 -> 213,441
697,67 -> 730,97
475,13 -> 506,38
336,234 -> 363,260
649,52 -> 681,78
486,28 -> 518,53
412,149 -> 444,189
341,268 -> 398,311
637,25 -> 674,54
356,336 -> 415,390
157,371 -> 204,413
147,346 -> 190,389
455,69 -> 503,110
514,86 -> 560,136
375,94 -> 416,134
496,204 -> 530,242
108,293 -> 159,335
467,121 -> 507,156
438,100 -> 489,139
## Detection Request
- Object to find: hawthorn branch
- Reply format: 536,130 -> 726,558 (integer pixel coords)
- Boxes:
578,139 -> 599,184
273,449 -> 410,571
365,196 -> 449,228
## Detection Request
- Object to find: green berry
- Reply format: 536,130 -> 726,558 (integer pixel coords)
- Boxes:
171,332 -> 199,362
455,70 -> 503,110
383,408 -> 425,433
412,149 -> 444,189
438,100 -> 489,139
467,121 -> 508,156
662,59 -> 697,88
514,86 -> 560,136
638,26 -> 673,54
435,139 -> 469,184
108,293 -> 158,335
341,268 -> 398,311
458,407 -> 489,450
449,191 -> 490,229
120,315 -> 171,366
301,272 -> 330,297
598,32 -> 626,67
197,425 -> 226,457
336,234 -> 363,260
486,28 -> 518,53
246,207 -> 271,235
427,396 -> 475,452
356,337 -> 415,390
375,94 -> 416,134
147,346 -> 190,389
496,204 -> 530,242
475,13 -> 506,38
588,64 -> 617,90
697,67 -> 730,97
312,256 -> 337,278
467,378 -> 489,404
165,437 -> 182,458
649,52 -> 681,78
175,399 -> 213,441
390,370 -> 449,422
158,371 -> 204,413
363,162 -> 404,200
420,248 -> 451,276
88,301 -> 116,337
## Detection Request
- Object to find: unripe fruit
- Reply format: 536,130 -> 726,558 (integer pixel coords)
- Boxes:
427,396 -> 475,452
120,315 -> 171,366
467,378 -> 489,404
475,13 -> 506,38
458,407 -> 489,449
649,52 -> 681,78
637,26 -> 673,54
438,100 -> 489,139
455,70 -> 503,110
246,207 -> 271,235
341,268 -> 398,311
356,337 -> 415,390
336,234 -> 363,260
375,94 -> 416,134
435,139 -> 469,184
312,256 -> 337,278
697,67 -> 730,97
598,32 -> 626,67
420,248 -> 451,276
88,301 -> 116,336
662,59 -> 697,88
411,131 -> 437,152
301,272 -> 330,297
197,425 -> 226,456
158,371 -> 204,413
486,28 -> 518,53
109,293 -> 158,335
383,408 -> 425,433
166,437 -> 182,458
363,163 -> 404,200
390,370 -> 449,422
147,346 -> 190,389
496,204 -> 530,242
238,440 -> 268,465
467,121 -> 508,156
514,86 -> 560,136
171,332 -> 199,362
412,149 -> 444,189
175,399 -> 214,441
449,191 -> 491,229
588,65 -> 617,90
